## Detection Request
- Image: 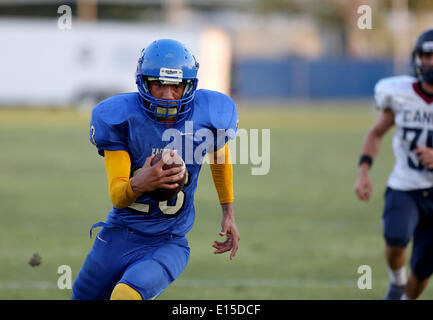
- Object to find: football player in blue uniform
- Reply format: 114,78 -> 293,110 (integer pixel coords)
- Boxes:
355,29 -> 433,300
72,39 -> 240,300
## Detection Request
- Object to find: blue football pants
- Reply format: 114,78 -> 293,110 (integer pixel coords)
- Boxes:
71,226 -> 190,300
383,187 -> 433,280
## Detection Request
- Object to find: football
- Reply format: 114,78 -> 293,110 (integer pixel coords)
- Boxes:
149,151 -> 186,201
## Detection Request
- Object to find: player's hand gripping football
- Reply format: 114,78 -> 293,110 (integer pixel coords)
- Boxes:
131,150 -> 185,194
355,165 -> 373,202
415,146 -> 433,169
213,203 -> 240,260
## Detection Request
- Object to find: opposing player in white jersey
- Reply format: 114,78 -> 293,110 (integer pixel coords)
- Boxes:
356,29 -> 433,300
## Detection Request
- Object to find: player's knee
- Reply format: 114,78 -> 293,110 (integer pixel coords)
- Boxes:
384,235 -> 410,249
386,244 -> 407,254
110,283 -> 142,300
411,263 -> 432,282
411,253 -> 433,281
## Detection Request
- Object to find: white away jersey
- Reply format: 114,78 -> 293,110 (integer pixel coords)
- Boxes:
375,75 -> 433,190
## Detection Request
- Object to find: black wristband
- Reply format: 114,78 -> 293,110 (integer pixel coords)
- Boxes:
359,155 -> 373,167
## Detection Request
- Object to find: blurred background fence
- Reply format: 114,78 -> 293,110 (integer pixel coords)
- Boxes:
233,57 -> 395,100
1,0 -> 432,106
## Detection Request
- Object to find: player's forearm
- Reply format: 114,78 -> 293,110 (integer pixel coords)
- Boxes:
210,163 -> 234,204
221,203 -> 234,217
210,144 -> 234,204
359,108 -> 395,174
109,178 -> 140,208
358,128 -> 384,174
104,150 -> 140,209
363,126 -> 386,157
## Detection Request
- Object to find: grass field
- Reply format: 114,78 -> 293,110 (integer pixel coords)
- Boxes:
1,102 -> 432,300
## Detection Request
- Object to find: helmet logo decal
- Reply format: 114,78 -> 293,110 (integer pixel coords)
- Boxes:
422,41 -> 433,52
160,67 -> 183,83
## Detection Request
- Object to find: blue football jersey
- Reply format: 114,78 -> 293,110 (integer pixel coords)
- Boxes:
89,89 -> 238,237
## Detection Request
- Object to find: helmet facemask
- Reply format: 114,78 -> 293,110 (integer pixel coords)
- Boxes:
138,76 -> 197,126
414,52 -> 433,85
135,39 -> 200,126
412,31 -> 433,84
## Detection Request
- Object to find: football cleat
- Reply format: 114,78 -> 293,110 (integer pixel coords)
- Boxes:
384,283 -> 406,300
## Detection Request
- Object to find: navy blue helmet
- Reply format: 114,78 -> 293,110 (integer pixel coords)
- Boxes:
412,29 -> 433,84
135,39 -> 200,125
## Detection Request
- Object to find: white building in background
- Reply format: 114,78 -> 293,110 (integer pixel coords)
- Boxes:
0,18 -> 232,106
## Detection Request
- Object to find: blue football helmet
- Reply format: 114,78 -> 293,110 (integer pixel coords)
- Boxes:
412,29 -> 433,84
135,39 -> 199,125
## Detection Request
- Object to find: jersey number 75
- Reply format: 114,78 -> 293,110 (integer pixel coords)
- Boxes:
403,127 -> 433,171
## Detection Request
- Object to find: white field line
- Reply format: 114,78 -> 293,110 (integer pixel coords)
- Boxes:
0,278 -> 388,290
175,278 -> 388,288
0,281 -> 57,289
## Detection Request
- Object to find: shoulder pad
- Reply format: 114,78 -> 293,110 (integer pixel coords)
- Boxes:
195,89 -> 238,132
194,89 -> 238,152
374,75 -> 416,111
90,93 -> 139,156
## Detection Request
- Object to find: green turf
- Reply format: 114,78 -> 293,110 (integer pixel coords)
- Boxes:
0,104 -> 431,300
